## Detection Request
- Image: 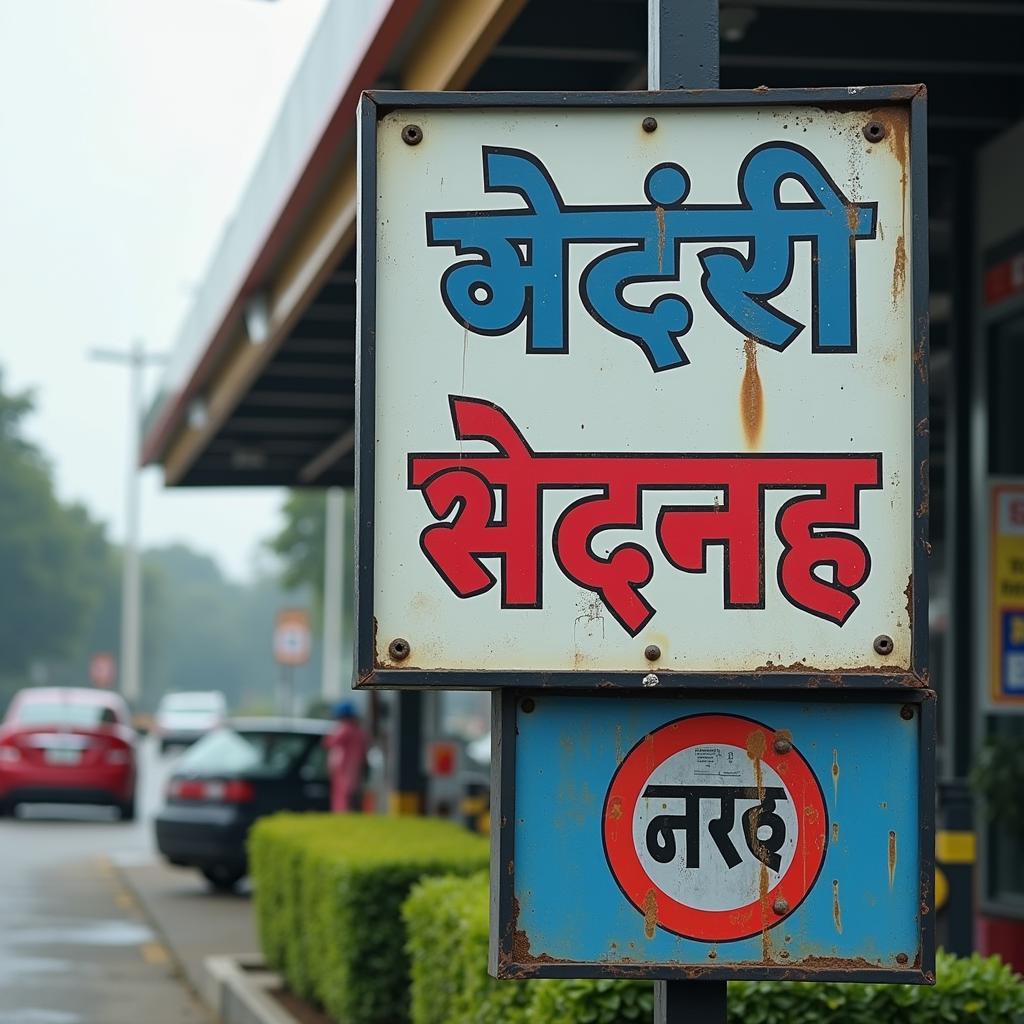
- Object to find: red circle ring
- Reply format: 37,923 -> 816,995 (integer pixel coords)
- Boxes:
602,713 -> 828,943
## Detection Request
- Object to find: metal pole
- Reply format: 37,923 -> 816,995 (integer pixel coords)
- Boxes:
648,2 -> 724,1021
655,978 -> 727,1021
120,341 -> 142,705
91,340 -> 165,707
321,487 -> 345,702
648,0 -> 719,91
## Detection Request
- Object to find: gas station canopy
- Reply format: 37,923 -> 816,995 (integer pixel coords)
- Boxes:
142,0 -> 1024,495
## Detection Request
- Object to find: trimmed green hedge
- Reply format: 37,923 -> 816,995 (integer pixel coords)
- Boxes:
404,872 -> 533,1024
249,813 -> 488,1024
403,873 -> 1024,1024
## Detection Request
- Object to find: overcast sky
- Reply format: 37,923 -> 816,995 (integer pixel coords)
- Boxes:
0,0 -> 328,580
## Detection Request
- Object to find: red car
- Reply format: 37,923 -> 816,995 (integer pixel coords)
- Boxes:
0,687 -> 137,819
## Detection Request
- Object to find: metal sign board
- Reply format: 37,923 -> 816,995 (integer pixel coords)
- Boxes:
986,480 -> 1024,709
356,87 -> 927,689
273,608 -> 312,667
490,691 -> 934,982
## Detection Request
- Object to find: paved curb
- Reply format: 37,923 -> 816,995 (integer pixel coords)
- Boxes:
205,954 -> 302,1024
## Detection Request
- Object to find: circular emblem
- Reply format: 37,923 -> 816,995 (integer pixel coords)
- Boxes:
603,713 -> 827,942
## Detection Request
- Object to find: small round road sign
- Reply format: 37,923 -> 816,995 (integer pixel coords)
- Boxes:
273,609 -> 312,667
603,714 -> 827,942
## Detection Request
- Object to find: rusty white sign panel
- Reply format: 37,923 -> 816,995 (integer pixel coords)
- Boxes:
357,89 -> 927,686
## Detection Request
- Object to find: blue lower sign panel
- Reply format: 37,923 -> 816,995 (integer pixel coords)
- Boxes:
490,693 -> 934,983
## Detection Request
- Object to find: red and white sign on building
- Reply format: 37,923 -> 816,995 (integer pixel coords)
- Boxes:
89,652 -> 117,689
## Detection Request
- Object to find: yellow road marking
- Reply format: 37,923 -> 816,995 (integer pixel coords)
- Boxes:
141,942 -> 170,966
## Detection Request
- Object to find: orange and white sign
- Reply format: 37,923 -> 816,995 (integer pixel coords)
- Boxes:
273,609 -> 312,667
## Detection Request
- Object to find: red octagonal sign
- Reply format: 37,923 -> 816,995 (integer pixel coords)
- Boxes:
603,713 -> 828,942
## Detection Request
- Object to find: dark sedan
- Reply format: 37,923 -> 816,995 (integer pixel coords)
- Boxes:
155,718 -> 331,890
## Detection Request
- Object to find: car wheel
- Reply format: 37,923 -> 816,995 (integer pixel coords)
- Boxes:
0,800 -> 11,818
201,865 -> 245,892
118,796 -> 137,822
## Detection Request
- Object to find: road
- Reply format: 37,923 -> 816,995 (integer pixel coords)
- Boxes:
0,737 -> 211,1024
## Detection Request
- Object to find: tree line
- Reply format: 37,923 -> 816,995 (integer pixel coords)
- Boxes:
0,372 -> 323,713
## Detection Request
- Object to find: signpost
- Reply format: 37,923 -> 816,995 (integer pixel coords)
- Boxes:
355,3 -> 932,1018
89,652 -> 117,690
273,608 -> 311,715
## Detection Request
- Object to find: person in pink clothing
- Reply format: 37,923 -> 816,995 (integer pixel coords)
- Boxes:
322,702 -> 369,812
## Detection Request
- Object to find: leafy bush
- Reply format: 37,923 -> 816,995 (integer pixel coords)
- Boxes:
249,813 -> 488,1024
529,978 -> 654,1023
404,872 -> 533,1024
729,952 -> 1024,1024
402,874 -> 1024,1024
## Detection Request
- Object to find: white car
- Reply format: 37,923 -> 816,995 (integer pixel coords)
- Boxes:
154,691 -> 227,753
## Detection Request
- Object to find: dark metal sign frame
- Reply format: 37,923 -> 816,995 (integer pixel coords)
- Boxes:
489,686 -> 936,983
354,85 -> 929,693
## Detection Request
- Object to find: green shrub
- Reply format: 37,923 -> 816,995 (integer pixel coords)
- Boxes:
249,813 -> 488,1024
400,873 -> 1024,1024
729,951 -> 1024,1024
404,871 -> 533,1024
530,953 -> 1024,1024
529,978 -> 653,1023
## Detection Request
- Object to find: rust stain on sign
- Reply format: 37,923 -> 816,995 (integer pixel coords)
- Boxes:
831,748 -> 840,804
608,795 -> 623,820
845,201 -> 861,234
832,879 -> 843,934
888,830 -> 898,888
868,106 -> 910,306
892,235 -> 907,306
759,861 -> 773,961
643,888 -> 658,940
746,727 -> 767,763
745,726 -> 774,961
740,338 -> 764,449
831,822 -> 840,845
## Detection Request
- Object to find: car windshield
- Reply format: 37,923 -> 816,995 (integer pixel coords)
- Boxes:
175,728 -> 313,778
15,701 -> 118,727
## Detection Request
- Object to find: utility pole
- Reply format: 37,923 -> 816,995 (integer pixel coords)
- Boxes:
321,487 -> 346,703
91,341 -> 165,706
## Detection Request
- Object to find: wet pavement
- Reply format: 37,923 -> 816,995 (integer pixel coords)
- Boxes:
0,738 -> 211,1023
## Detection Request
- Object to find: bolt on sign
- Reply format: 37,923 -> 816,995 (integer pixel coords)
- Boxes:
356,87 -> 928,688
273,608 -> 312,667
356,86 -> 932,983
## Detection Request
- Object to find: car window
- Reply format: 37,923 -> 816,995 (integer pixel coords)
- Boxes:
160,693 -> 223,713
300,743 -> 328,782
176,728 -> 314,778
15,702 -> 118,727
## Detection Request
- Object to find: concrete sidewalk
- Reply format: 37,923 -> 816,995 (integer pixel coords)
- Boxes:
114,857 -> 259,1008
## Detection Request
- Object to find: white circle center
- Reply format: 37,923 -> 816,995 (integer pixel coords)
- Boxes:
632,743 -> 799,912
